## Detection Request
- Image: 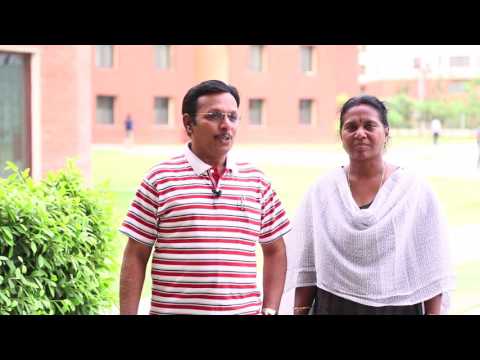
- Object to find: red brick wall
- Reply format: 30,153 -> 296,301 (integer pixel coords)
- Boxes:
229,45 -> 359,143
92,45 -> 359,145
39,45 -> 92,180
92,45 -> 196,144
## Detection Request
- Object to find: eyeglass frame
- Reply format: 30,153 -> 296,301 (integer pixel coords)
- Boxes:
187,111 -> 241,123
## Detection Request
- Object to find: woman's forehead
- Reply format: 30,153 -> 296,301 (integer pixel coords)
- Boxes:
344,104 -> 380,120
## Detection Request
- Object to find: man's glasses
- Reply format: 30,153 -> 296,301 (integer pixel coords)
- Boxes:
193,111 -> 241,123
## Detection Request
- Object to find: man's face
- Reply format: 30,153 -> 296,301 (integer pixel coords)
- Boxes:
185,92 -> 239,162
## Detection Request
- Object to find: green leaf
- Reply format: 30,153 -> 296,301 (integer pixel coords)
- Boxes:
38,255 -> 46,269
30,242 -> 37,254
8,279 -> 15,290
43,228 -> 55,238
0,291 -> 11,306
2,226 -> 13,241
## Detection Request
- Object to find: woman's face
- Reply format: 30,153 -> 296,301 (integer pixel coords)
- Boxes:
340,104 -> 388,161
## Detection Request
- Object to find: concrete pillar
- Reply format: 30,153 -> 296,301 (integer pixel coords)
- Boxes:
195,46 -> 229,84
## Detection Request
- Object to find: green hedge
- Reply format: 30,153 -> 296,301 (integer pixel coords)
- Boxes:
0,161 -> 116,314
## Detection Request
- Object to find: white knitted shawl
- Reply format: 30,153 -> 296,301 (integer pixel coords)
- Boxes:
285,167 -> 455,312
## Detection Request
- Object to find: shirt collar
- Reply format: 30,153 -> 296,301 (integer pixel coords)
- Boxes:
184,142 -> 239,176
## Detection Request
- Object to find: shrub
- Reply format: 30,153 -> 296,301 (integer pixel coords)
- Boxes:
0,161 -> 116,314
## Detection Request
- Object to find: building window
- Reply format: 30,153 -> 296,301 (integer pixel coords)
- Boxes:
450,56 -> 470,67
154,97 -> 170,125
413,57 -> 422,69
299,99 -> 313,125
96,96 -> 115,124
448,81 -> 466,93
95,45 -> 113,68
250,45 -> 264,72
249,99 -> 264,125
0,52 -> 30,177
301,46 -> 314,73
154,45 -> 171,69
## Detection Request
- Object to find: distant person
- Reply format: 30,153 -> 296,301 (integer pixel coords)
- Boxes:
285,95 -> 455,315
431,118 -> 442,145
125,114 -> 134,145
476,127 -> 480,169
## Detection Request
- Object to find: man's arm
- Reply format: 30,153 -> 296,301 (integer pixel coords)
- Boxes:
119,238 -> 153,315
424,293 -> 443,315
260,237 -> 287,313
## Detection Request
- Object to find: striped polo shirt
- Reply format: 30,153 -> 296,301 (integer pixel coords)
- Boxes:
119,143 -> 291,315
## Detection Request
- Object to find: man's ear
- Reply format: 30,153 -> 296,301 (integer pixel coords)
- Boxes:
183,114 -> 193,135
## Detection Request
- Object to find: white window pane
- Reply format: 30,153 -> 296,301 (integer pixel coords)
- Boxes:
301,46 -> 313,72
96,96 -> 114,124
0,52 -> 29,177
249,99 -> 263,125
155,97 -> 169,124
96,45 -> 113,68
450,56 -> 469,67
250,45 -> 263,72
448,82 -> 465,93
299,99 -> 312,124
155,45 -> 170,69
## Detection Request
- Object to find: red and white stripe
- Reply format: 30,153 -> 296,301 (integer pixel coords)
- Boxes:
120,147 -> 291,315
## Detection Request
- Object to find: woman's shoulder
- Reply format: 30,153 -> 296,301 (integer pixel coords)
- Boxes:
308,167 -> 344,193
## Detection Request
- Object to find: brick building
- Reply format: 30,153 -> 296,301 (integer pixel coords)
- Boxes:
0,45 -> 359,181
92,45 -> 359,145
358,45 -> 480,101
0,45 -> 92,180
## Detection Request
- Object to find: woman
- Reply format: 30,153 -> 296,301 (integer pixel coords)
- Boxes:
285,95 -> 455,315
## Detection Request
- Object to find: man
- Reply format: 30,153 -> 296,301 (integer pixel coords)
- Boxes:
124,114 -> 134,146
431,118 -> 441,145
119,80 -> 291,315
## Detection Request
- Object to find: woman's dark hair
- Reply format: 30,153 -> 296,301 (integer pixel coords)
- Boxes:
182,80 -> 240,124
339,95 -> 389,130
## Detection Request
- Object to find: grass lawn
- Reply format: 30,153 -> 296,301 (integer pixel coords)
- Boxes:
451,260 -> 480,313
93,136 -> 480,314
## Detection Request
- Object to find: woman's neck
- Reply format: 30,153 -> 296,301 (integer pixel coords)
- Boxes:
348,157 -> 385,179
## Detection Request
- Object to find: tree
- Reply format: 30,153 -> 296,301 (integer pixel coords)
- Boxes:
386,92 -> 416,128
464,79 -> 480,128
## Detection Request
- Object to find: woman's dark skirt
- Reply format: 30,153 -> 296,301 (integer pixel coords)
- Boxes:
313,287 -> 424,315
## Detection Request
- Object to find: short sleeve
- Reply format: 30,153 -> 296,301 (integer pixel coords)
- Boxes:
258,177 -> 292,244
119,176 -> 160,247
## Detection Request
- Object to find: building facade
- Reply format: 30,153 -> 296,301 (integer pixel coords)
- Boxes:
0,45 -> 92,180
92,45 -> 359,145
358,45 -> 480,101
0,45 -> 359,181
